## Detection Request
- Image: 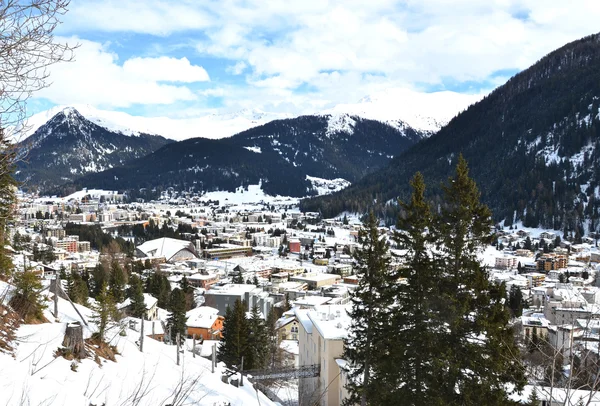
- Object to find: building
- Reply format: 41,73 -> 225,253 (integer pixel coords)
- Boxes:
119,293 -> 159,321
289,238 -> 301,254
188,272 -> 220,289
136,237 -> 199,263
185,306 -> 224,340
495,255 -> 518,269
297,305 -> 351,406
327,263 -> 353,277
537,254 -> 568,271
290,273 -> 341,290
203,284 -> 274,318
203,244 -> 252,260
525,272 -> 546,288
276,314 -> 301,341
521,314 -> 550,340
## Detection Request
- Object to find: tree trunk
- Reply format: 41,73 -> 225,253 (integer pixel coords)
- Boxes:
63,322 -> 86,359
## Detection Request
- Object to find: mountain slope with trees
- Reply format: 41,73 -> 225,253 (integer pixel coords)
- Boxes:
60,114 -> 424,198
302,33 -> 600,236
230,114 -> 425,182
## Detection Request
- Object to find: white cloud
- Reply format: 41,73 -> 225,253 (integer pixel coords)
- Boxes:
36,38 -> 201,108
45,1 -> 600,115
122,56 -> 209,83
226,61 -> 247,75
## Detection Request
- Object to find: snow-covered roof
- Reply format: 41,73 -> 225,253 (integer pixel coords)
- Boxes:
186,306 -> 220,329
308,305 -> 352,340
136,237 -> 197,262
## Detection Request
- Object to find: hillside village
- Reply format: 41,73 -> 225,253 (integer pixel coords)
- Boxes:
2,187 -> 600,405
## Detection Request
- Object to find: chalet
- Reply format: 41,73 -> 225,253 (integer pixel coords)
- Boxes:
186,306 -> 224,341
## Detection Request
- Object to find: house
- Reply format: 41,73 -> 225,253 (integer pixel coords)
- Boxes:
119,293 -> 159,321
521,314 -> 550,340
276,314 -> 300,341
188,271 -> 219,289
185,306 -> 224,341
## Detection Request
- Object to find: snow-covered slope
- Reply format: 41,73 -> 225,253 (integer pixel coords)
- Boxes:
17,105 -> 292,142
324,88 -> 484,133
0,285 -> 275,406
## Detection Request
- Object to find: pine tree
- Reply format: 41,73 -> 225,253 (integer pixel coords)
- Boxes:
10,270 -> 46,322
129,275 -> 146,319
218,299 -> 248,370
509,285 -> 524,317
91,282 -> 118,341
435,156 -> 526,404
343,211 -> 394,406
67,272 -> 89,305
167,288 -> 187,344
385,173 -> 444,405
246,305 -> 269,370
109,260 -> 126,303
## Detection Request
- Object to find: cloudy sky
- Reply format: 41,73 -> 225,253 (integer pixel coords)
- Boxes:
30,0 -> 600,118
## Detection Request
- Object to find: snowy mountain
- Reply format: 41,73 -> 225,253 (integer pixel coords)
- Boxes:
303,32 -> 600,235
323,88 -> 483,134
16,104 -> 292,142
17,88 -> 479,143
62,114 -> 421,198
15,108 -> 172,190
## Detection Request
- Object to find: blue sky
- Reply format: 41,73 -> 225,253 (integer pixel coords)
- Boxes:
31,0 -> 600,118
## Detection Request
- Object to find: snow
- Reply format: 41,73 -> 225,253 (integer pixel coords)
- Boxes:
324,113 -> 356,136
15,105 -> 291,142
136,237 -> 196,262
0,292 -> 275,406
307,305 -> 352,340
322,87 -> 483,133
186,306 -> 220,329
244,146 -> 262,154
306,175 -> 351,195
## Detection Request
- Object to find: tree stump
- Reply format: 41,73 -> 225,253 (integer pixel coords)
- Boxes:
63,322 -> 86,359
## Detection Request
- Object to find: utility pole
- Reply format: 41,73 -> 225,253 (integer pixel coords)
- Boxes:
176,332 -> 181,366
139,318 -> 144,352
192,334 -> 196,358
240,356 -> 244,386
211,343 -> 216,373
53,274 -> 59,318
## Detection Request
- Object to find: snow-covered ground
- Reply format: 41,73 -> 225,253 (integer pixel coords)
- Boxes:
306,176 -> 351,196
0,289 -> 275,406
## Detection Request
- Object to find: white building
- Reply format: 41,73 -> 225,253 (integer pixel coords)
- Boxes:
297,305 -> 351,406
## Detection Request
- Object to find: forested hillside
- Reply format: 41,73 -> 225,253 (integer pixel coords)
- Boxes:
303,33 -> 600,237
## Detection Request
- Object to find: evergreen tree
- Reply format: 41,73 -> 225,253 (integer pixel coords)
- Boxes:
343,211 -> 394,406
246,305 -> 269,370
435,156 -> 526,404
146,272 -> 171,308
67,272 -> 89,305
109,260 -> 126,303
167,288 -> 187,344
129,275 -> 146,319
91,282 -> 118,341
508,285 -> 524,317
385,173 -> 444,405
10,270 -> 46,322
91,262 -> 109,298
218,299 -> 248,370
232,271 -> 244,284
